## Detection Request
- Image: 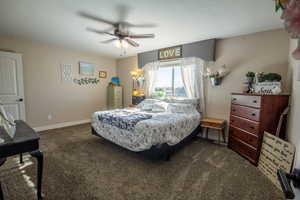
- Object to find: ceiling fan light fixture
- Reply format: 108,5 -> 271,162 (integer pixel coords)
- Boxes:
114,39 -> 128,48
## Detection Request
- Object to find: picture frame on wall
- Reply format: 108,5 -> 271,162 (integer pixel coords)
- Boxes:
79,61 -> 95,76
99,71 -> 107,78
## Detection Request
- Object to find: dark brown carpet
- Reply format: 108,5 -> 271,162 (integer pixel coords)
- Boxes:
1,124 -> 284,200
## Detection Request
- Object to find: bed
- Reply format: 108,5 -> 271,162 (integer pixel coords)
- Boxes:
91,98 -> 202,160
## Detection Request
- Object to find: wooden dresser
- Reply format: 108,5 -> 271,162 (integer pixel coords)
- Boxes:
228,93 -> 289,165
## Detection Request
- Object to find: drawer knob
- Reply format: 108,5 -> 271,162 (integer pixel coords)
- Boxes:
253,100 -> 257,103
251,113 -> 256,116
232,98 -> 237,101
232,109 -> 236,112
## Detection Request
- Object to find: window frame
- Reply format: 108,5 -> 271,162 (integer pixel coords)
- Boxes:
154,62 -> 186,97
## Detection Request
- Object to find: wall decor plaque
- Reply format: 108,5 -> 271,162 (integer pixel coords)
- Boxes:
258,132 -> 295,190
60,64 -> 72,83
99,71 -> 107,78
254,82 -> 282,94
158,46 -> 182,60
73,77 -> 100,85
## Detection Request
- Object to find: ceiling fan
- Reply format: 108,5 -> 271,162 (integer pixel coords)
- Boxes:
78,9 -> 156,48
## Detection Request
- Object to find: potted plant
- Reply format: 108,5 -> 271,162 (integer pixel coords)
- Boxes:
257,72 -> 265,82
264,73 -> 282,82
246,71 -> 255,83
209,72 -> 222,86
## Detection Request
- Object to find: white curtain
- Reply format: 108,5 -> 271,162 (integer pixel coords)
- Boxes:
144,61 -> 160,97
181,57 -> 207,115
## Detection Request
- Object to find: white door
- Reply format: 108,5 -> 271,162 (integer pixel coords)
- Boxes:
0,51 -> 26,121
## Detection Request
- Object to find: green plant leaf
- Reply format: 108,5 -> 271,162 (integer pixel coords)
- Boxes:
276,3 -> 280,12
276,2 -> 285,12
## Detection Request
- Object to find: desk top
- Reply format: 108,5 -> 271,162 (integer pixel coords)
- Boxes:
0,120 -> 39,147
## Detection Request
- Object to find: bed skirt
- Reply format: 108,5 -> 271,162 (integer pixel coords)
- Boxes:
91,125 -> 202,161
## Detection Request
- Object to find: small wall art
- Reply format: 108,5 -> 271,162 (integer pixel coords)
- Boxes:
73,77 -> 100,85
79,61 -> 95,76
99,71 -> 107,78
60,64 -> 72,83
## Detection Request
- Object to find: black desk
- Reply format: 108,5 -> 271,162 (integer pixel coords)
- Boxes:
0,120 -> 43,200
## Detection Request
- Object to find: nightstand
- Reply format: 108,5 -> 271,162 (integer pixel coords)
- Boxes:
132,96 -> 145,105
200,118 -> 226,144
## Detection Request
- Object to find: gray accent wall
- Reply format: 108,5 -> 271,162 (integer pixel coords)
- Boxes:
138,39 -> 216,68
137,50 -> 158,69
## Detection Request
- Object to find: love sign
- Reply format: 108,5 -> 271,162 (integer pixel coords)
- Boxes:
158,46 -> 182,60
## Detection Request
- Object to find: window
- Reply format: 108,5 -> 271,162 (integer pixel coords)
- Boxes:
153,65 -> 187,97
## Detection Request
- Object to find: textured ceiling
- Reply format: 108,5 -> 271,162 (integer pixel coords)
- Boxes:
0,0 -> 283,58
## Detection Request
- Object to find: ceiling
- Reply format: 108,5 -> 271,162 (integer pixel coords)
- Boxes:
0,0 -> 283,58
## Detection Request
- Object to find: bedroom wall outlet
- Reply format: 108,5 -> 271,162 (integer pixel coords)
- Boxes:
47,114 -> 52,120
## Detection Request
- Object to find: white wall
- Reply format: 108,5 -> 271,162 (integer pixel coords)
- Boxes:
0,36 -> 116,128
116,56 -> 138,106
287,39 -> 300,168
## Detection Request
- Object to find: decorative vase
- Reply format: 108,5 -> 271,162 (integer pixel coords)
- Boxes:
210,77 -> 222,86
257,73 -> 265,82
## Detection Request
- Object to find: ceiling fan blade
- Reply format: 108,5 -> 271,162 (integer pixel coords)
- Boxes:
124,22 -> 157,28
101,38 -> 118,44
128,34 -> 155,39
125,39 -> 139,47
86,27 -> 115,36
78,11 -> 116,26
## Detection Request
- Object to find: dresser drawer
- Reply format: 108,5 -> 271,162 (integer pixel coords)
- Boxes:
228,136 -> 258,164
231,104 -> 260,121
230,115 -> 260,135
231,95 -> 261,108
229,126 -> 259,148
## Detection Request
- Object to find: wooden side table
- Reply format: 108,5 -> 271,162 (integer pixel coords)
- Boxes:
200,118 -> 227,144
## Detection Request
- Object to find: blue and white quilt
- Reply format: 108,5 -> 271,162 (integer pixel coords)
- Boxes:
92,103 -> 201,152
97,110 -> 152,131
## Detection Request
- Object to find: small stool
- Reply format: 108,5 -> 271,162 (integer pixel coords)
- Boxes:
200,118 -> 226,144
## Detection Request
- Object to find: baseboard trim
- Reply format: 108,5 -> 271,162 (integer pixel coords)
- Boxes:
33,119 -> 91,132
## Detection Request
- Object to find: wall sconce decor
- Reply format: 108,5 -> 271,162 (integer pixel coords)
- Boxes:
206,64 -> 229,87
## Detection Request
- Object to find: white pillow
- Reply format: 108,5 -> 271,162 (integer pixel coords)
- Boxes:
136,99 -> 168,112
136,99 -> 161,109
151,101 -> 169,112
164,98 -> 199,105
167,103 -> 196,114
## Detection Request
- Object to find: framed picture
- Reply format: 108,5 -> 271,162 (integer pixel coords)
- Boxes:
99,71 -> 107,78
79,61 -> 95,76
